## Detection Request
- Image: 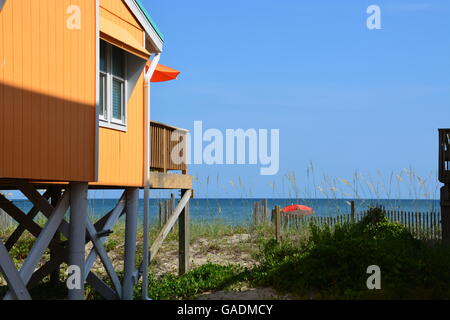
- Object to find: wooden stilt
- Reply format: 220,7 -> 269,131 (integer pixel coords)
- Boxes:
68,182 -> 88,300
179,189 -> 190,276
50,188 -> 62,285
441,185 -> 450,243
275,206 -> 281,243
123,188 -> 139,300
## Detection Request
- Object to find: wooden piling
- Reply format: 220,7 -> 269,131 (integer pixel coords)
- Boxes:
274,206 -> 281,243
179,190 -> 190,276
350,201 -> 355,223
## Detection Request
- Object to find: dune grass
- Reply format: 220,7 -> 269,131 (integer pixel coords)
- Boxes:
2,208 -> 450,300
0,164 -> 444,300
133,208 -> 450,300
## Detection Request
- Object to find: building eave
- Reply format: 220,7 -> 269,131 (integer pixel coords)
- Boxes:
123,0 -> 164,53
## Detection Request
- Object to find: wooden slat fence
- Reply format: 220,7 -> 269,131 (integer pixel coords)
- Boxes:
253,200 -> 269,226
0,208 -> 14,232
267,201 -> 442,241
384,209 -> 441,241
158,194 -> 176,228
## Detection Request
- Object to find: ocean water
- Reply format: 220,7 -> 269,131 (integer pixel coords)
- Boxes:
11,198 -> 440,226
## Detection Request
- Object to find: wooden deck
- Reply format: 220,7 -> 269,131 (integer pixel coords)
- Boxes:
148,121 -> 191,189
0,173 -> 193,191
150,172 -> 192,190
0,176 -> 189,191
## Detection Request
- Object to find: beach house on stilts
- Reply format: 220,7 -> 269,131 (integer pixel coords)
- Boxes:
0,0 -> 192,300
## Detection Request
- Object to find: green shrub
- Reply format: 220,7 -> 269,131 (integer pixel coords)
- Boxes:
134,263 -> 246,300
250,208 -> 450,299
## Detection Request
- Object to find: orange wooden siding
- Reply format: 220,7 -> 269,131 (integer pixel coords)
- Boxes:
95,0 -> 147,187
0,0 -> 97,182
100,0 -> 144,47
95,72 -> 146,187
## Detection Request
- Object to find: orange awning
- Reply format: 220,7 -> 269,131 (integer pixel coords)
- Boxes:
146,61 -> 181,83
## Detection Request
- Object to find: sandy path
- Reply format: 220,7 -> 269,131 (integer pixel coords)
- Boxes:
2,233 -> 294,300
151,233 -> 294,300
152,234 -> 257,277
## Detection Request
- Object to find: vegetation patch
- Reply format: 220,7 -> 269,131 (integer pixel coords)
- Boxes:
249,208 -> 450,299
3,208 -> 450,300
134,263 -> 245,300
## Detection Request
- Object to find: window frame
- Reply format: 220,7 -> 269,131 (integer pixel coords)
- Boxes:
99,72 -> 108,121
99,41 -> 128,132
110,77 -> 126,125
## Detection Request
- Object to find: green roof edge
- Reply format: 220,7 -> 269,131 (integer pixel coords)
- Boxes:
135,0 -> 165,42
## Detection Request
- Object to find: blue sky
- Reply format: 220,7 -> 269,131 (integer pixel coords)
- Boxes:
7,1 -> 448,200
138,0 -> 450,199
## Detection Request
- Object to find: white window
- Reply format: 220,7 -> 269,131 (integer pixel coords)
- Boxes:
99,40 -> 127,130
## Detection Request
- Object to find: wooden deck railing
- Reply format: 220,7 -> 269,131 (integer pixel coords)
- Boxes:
151,121 -> 188,173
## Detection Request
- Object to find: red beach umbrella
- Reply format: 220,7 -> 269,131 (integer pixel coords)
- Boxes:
281,204 -> 314,217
